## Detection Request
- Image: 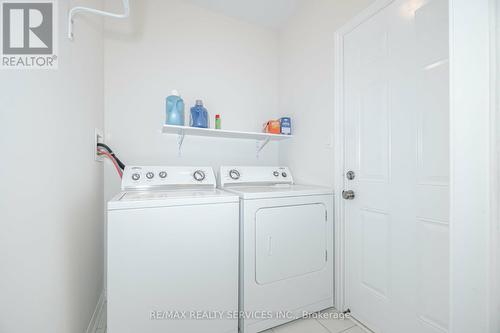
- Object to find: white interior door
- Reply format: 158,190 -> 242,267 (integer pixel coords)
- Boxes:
343,1 -> 449,332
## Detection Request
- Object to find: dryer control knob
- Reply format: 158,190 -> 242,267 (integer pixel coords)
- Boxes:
229,169 -> 240,180
159,171 -> 167,179
131,173 -> 140,181
146,172 -> 154,179
193,170 -> 206,182
281,172 -> 288,178
273,171 -> 279,177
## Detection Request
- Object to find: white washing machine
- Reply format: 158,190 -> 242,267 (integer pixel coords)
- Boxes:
218,166 -> 334,333
107,166 -> 239,333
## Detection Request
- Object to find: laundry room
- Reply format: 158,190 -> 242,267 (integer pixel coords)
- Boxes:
0,1 -> 498,333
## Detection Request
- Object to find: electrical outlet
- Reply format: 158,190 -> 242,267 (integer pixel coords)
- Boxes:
95,128 -> 104,162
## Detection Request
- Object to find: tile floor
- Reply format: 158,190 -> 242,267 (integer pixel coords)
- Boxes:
268,308 -> 364,333
99,306 -> 363,333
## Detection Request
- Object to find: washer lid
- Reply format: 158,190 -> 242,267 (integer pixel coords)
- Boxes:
108,188 -> 239,210
222,184 -> 333,199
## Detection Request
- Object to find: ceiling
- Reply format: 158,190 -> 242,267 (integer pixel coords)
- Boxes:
186,0 -> 300,29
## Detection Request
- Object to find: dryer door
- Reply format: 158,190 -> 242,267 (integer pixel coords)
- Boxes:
255,203 -> 327,285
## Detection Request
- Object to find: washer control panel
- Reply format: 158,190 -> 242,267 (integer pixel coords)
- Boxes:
122,166 -> 216,190
219,166 -> 293,187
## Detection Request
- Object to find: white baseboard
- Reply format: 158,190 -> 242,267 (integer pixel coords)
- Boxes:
86,292 -> 105,333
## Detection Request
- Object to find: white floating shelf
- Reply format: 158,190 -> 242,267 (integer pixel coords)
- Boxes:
162,124 -> 292,141
161,124 -> 292,156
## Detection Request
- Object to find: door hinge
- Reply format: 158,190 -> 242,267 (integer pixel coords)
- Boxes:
325,210 -> 328,221
325,250 -> 328,261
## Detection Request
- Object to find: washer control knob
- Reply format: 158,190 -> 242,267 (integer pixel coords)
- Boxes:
193,170 -> 206,182
273,171 -> 279,177
281,172 -> 288,178
229,169 -> 241,180
131,173 -> 140,181
159,171 -> 167,179
146,172 -> 154,179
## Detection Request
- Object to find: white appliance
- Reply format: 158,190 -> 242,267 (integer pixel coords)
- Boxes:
219,166 -> 334,333
107,166 -> 239,333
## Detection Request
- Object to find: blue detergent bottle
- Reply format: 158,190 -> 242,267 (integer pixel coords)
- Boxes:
166,90 -> 185,126
190,100 -> 209,128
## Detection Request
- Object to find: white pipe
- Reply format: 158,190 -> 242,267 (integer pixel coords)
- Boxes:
68,0 -> 130,40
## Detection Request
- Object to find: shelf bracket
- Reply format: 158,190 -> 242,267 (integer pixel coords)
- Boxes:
177,131 -> 185,156
256,137 -> 271,158
68,0 -> 130,40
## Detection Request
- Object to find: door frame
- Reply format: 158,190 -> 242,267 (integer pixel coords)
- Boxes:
333,1 -> 499,332
333,0 -> 395,312
448,1 -> 498,332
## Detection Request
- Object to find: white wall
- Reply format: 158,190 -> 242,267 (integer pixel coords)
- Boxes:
496,1 -> 500,330
449,0 -> 496,332
278,0 -> 374,186
103,0 -> 281,200
0,1 -> 104,332
185,0 -> 300,29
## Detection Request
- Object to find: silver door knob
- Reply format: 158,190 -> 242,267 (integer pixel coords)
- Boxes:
342,190 -> 355,200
